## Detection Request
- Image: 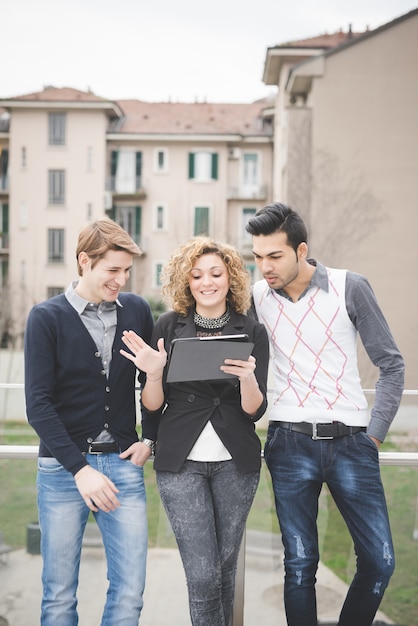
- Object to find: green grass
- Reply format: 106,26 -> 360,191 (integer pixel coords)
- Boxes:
0,423 -> 417,625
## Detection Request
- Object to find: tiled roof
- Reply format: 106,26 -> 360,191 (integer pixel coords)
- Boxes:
6,86 -> 109,103
1,86 -> 272,137
112,99 -> 272,136
278,28 -> 365,49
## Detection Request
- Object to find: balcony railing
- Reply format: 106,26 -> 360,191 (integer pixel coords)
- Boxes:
0,175 -> 9,191
0,233 -> 9,250
105,176 -> 144,195
1,383 -> 417,625
227,183 -> 267,200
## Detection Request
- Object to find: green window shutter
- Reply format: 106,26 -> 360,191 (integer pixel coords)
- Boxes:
1,149 -> 9,175
135,152 -> 142,177
211,153 -> 218,180
188,153 -> 195,179
194,207 -> 209,236
2,203 -> 8,234
135,206 -> 142,245
111,151 -> 118,177
107,207 -> 116,221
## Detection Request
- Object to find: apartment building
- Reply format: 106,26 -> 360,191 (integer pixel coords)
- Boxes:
1,9 -> 416,389
0,88 -> 274,346
263,8 -> 418,388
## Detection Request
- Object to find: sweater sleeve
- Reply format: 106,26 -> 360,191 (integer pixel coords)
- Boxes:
242,320 -> 269,422
24,303 -> 89,475
345,272 -> 405,441
137,301 -> 161,442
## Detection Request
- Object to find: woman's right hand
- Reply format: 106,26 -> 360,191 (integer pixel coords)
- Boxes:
120,331 -> 167,379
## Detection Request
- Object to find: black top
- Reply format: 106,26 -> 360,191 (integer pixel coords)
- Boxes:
149,308 -> 269,473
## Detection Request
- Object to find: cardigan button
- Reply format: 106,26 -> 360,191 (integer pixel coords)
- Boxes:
213,397 -> 221,406
187,394 -> 196,403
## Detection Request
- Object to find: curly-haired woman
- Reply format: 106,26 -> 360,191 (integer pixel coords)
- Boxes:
120,236 -> 269,626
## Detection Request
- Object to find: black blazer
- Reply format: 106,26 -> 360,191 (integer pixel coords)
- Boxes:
149,308 -> 269,473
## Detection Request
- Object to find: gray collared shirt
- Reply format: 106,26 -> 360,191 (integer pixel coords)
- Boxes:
65,282 -> 121,378
65,282 -> 123,443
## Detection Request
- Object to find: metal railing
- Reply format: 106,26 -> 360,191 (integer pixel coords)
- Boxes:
1,384 -> 418,626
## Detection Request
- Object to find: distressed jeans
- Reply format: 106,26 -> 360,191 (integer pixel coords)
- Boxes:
264,424 -> 395,626
37,453 -> 148,626
156,460 -> 259,626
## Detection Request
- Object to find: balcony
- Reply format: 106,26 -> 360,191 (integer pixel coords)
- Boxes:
237,239 -> 254,259
105,176 -> 146,199
0,381 -> 417,626
0,175 -> 9,194
227,184 -> 267,201
0,232 -> 9,253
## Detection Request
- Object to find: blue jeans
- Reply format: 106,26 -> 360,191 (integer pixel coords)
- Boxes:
37,453 -> 148,626
156,460 -> 259,626
264,425 -> 395,626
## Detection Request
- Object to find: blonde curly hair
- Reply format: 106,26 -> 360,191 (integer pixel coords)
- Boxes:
162,237 -> 251,316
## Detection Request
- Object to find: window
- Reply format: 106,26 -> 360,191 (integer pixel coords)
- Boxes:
242,207 -> 256,241
194,206 -> 209,236
245,263 -> 256,285
242,153 -> 259,195
48,229 -> 65,263
154,204 -> 167,231
0,202 -> 8,247
48,113 -> 66,145
47,286 -> 64,298
110,150 -> 142,193
188,152 -> 218,181
21,146 -> 27,168
154,148 -> 168,173
0,259 -> 8,288
0,148 -> 8,190
153,262 -> 163,288
109,206 -> 141,246
48,170 -> 65,205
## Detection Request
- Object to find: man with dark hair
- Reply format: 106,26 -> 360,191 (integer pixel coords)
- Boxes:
246,202 -> 404,626
25,219 -> 156,625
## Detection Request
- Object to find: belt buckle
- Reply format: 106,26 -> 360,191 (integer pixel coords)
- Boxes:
312,422 -> 334,440
88,442 -> 105,454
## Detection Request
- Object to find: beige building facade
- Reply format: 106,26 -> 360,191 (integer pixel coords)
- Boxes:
1,9 -> 416,390
263,8 -> 418,389
0,90 -> 273,346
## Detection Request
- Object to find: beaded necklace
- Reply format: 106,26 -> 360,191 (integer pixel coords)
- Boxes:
193,306 -> 230,330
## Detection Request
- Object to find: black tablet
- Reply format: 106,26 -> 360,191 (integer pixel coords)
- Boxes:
166,334 -> 254,383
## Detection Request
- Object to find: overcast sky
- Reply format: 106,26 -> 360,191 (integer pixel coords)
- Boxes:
1,0 -> 416,103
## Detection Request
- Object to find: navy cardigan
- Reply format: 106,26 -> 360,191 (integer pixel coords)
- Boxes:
24,292 -> 155,476
150,308 -> 269,473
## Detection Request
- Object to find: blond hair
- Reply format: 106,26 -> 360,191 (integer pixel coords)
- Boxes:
76,219 -> 141,276
162,237 -> 251,315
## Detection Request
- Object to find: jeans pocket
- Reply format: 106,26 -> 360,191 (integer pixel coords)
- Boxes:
264,425 -> 280,460
125,459 -> 145,473
37,457 -> 65,473
358,431 -> 379,458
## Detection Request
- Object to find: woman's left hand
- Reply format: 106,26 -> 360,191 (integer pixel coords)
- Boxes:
220,355 -> 256,381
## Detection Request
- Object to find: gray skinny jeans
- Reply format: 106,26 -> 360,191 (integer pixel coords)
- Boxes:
156,460 -> 259,626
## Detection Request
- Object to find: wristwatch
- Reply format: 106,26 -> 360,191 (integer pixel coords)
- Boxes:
139,437 -> 156,456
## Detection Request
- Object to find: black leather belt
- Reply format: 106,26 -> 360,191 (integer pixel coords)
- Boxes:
269,421 -> 367,440
88,441 -> 120,454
